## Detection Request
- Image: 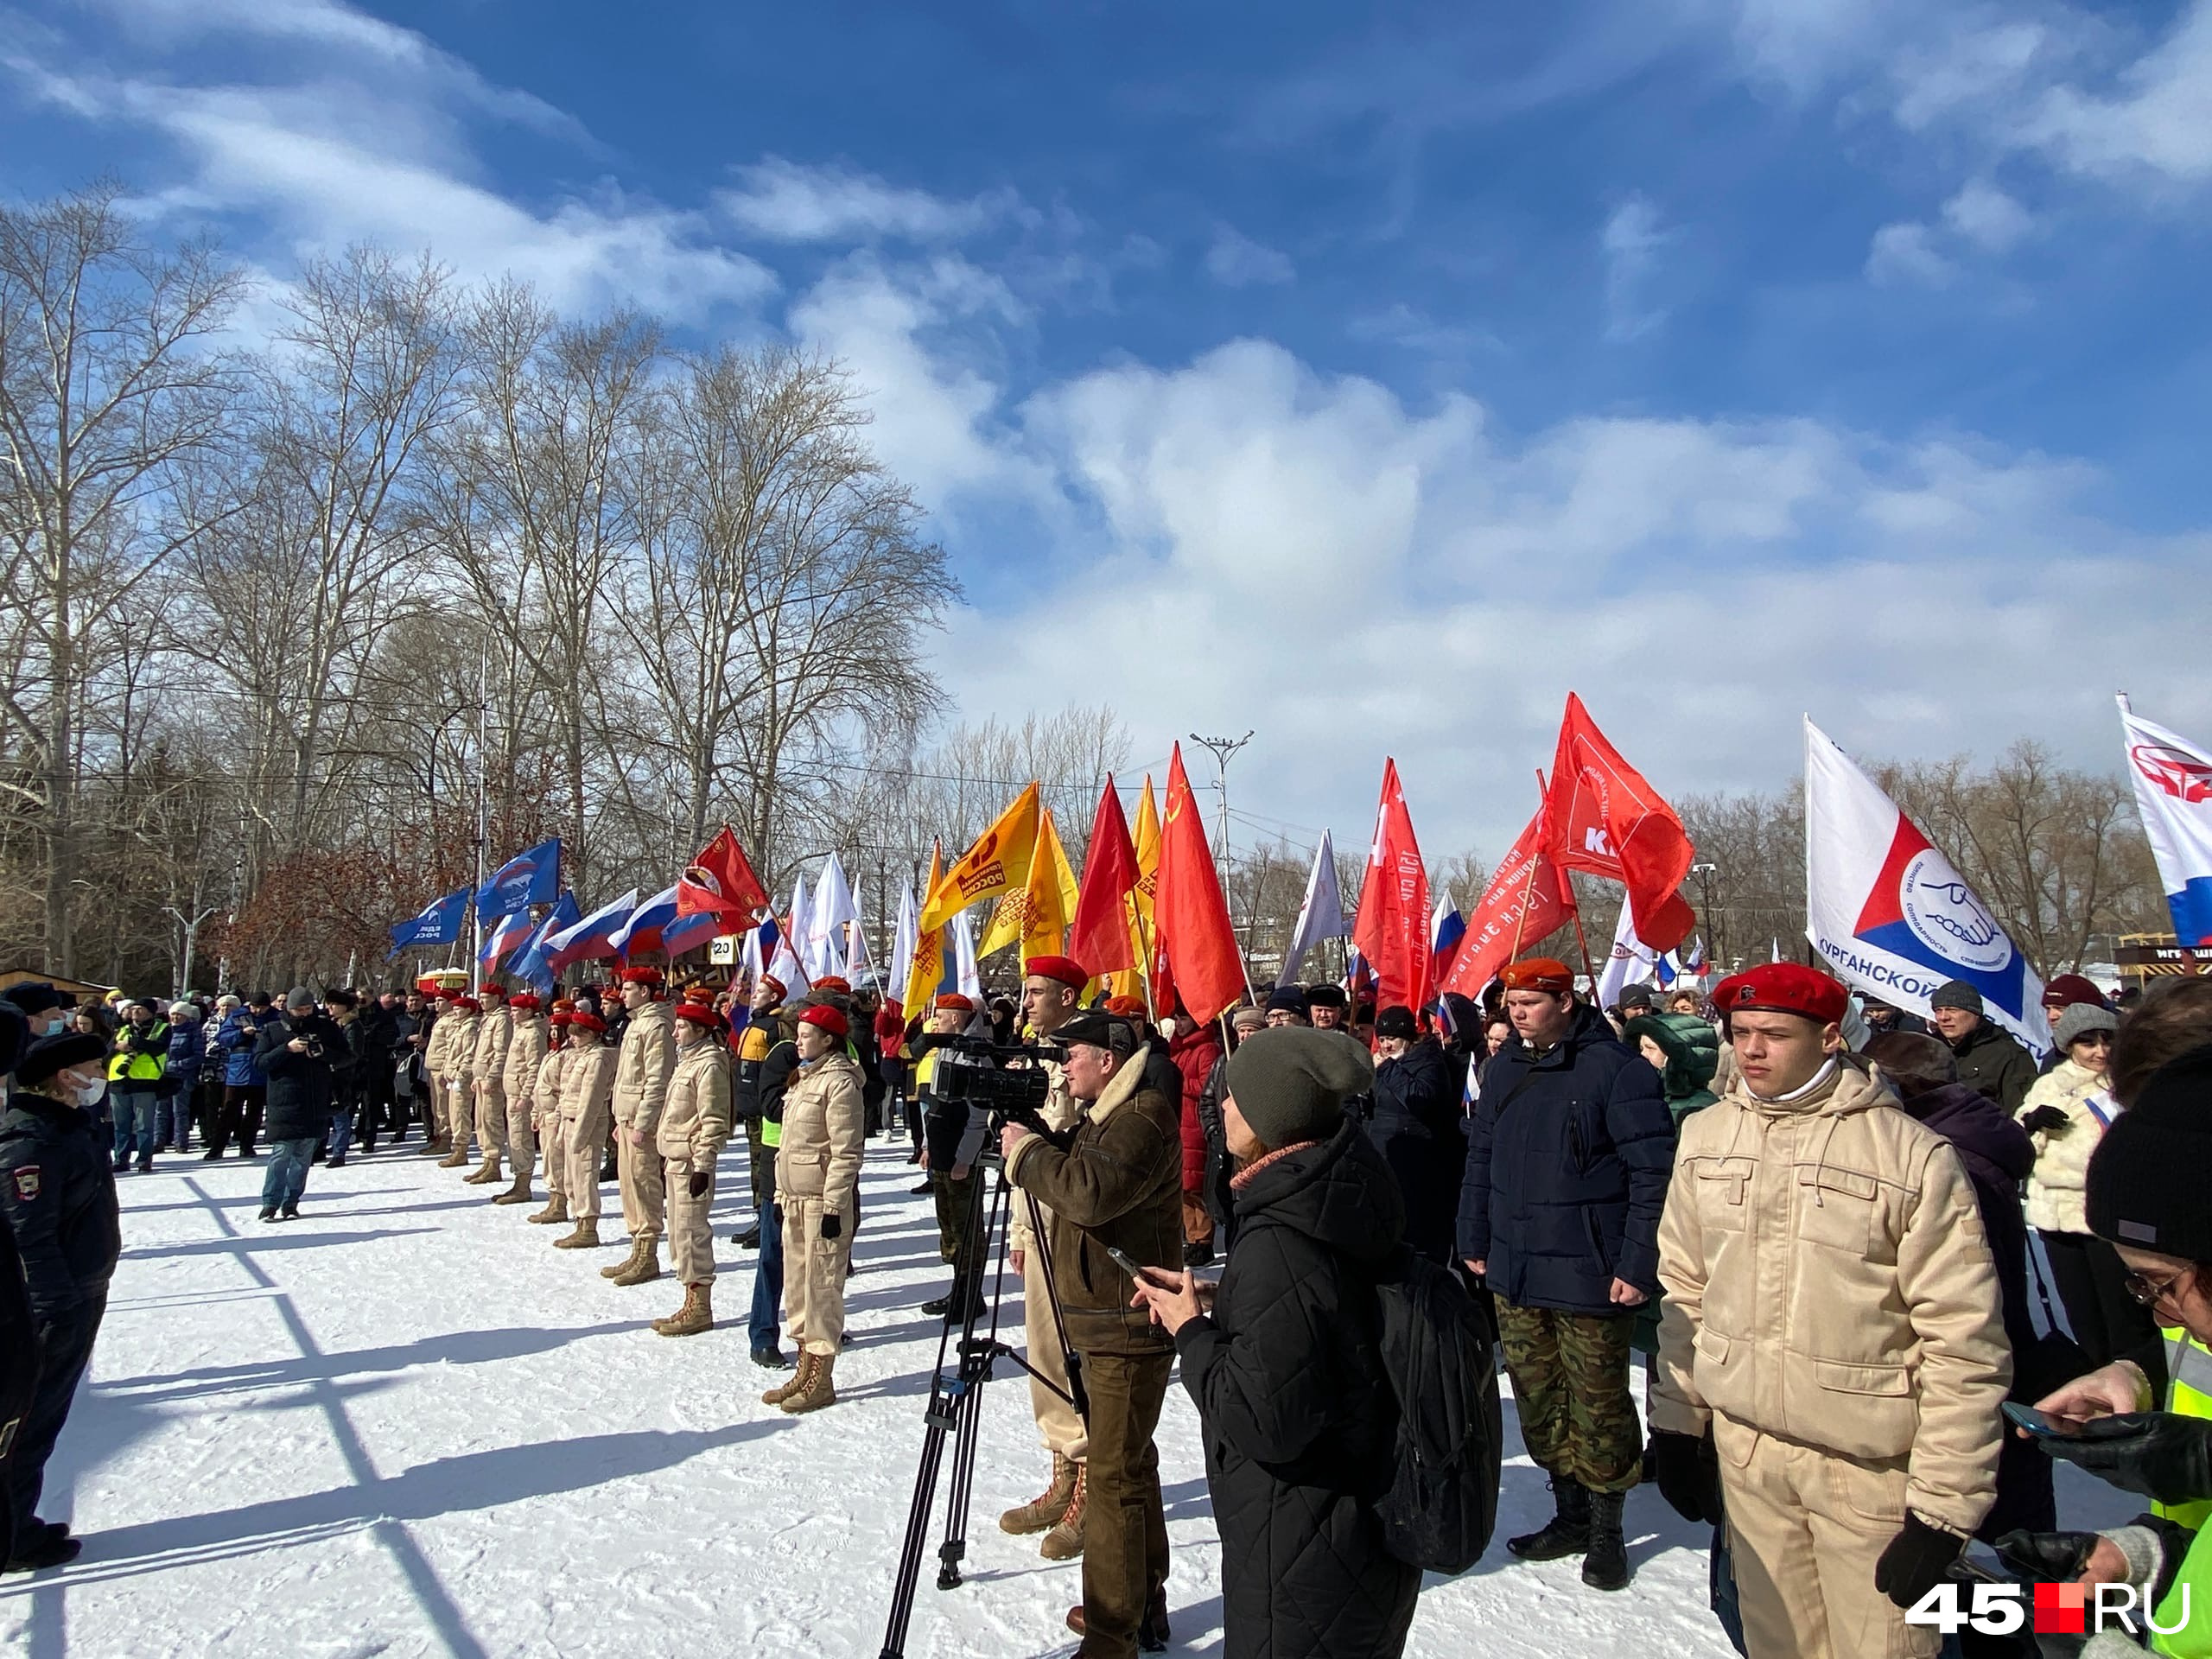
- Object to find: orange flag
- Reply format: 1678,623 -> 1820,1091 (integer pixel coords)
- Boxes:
1154,745 -> 1245,1023
1070,776 -> 1139,976
920,782 -> 1039,937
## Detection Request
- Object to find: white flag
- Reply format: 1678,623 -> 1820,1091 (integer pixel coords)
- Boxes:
1278,829 -> 1346,986
2119,695 -> 2212,949
886,881 -> 919,1007
845,877 -> 874,981
1595,900 -> 1660,1009
1804,716 -> 2048,1052
783,876 -> 813,990
951,906 -> 982,1001
808,855 -> 858,976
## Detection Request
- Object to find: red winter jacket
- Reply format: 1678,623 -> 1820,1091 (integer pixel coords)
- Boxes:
1166,1020 -> 1224,1192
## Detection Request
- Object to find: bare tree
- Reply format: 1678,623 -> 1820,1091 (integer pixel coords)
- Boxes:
0,181 -> 245,972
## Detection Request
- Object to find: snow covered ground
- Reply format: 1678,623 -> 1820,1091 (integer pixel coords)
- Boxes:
1,1134 -> 2129,1658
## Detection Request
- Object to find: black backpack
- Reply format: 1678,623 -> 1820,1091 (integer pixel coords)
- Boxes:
1370,1249 -> 1503,1575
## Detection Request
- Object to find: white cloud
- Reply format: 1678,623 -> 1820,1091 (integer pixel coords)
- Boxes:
1203,225 -> 1294,287
1941,179 -> 2037,250
715,156 -> 1014,243
1865,220 -> 1955,286
2025,0 -> 2212,181
1599,194 -> 1673,340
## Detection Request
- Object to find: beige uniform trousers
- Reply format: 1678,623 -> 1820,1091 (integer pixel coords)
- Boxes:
665,1159 -> 715,1284
617,1128 -> 664,1239
542,1108 -> 564,1198
505,1095 -> 536,1179
1716,1412 -> 1940,1659
474,1081 -> 507,1159
781,1193 -> 855,1357
445,1077 -> 474,1151
562,1107 -> 607,1219
1022,1225 -> 1088,1460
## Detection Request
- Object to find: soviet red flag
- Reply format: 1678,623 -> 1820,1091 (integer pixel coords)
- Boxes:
676,826 -> 770,927
1350,759 -> 1435,1014
1543,694 -> 1695,951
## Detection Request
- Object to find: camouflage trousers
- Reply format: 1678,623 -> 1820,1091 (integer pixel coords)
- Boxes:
1496,1299 -> 1643,1495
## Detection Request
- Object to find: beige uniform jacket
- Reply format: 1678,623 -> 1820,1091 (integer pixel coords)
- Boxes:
559,1042 -> 618,1123
2020,1058 -> 2111,1236
1651,1058 -> 2011,1536
657,1042 -> 734,1166
533,1046 -> 570,1128
433,1014 -> 478,1085
469,1007 -> 512,1084
502,1015 -> 548,1103
773,1053 -> 866,1211
612,1001 -> 676,1132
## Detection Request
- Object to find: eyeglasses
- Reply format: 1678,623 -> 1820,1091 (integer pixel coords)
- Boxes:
2124,1264 -> 2194,1309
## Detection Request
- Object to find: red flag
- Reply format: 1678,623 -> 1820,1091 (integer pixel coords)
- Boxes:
1350,759 -> 1434,1014
1542,694 -> 1695,950
1154,746 -> 1245,1023
1439,806 -> 1575,997
1069,776 -> 1140,975
676,826 -> 770,927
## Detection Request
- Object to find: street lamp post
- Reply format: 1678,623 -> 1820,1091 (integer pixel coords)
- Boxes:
1691,862 -> 1722,972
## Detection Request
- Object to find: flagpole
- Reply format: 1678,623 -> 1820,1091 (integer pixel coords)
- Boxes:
1507,771 -> 1548,965
469,643 -> 489,996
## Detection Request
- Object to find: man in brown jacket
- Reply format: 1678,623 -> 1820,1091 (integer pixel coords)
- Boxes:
463,984 -> 513,1185
552,1011 -> 618,1249
760,1003 -> 866,1414
605,966 -> 675,1285
493,990 -> 548,1205
655,998 -> 734,1337
1649,963 -> 2010,1659
1002,1009 -> 1182,1659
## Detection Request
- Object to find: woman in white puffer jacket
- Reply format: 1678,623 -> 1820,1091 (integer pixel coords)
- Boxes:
2021,1003 -> 2152,1365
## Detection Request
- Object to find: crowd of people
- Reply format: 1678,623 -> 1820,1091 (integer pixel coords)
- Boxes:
5,949 -> 2212,1659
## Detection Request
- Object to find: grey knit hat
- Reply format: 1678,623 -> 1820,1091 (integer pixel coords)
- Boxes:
285,985 -> 318,1010
1224,1027 -> 1372,1150
1930,979 -> 1984,1014
2055,1003 -> 2119,1052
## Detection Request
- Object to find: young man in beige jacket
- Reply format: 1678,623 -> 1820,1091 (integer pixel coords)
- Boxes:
463,984 -> 513,1185
760,1003 -> 866,1414
654,997 -> 733,1337
493,990 -> 548,1205
1649,963 -> 2010,1659
605,967 -> 675,1286
552,1011 -> 618,1250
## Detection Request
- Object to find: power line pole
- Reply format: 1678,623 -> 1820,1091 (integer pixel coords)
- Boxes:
1188,731 -> 1254,864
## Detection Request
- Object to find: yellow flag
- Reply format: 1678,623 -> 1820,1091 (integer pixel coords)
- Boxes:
983,805 -> 1082,961
920,782 -> 1039,938
901,842 -> 947,1018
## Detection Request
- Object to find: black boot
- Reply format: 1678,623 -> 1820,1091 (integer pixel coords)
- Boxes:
1507,1478 -> 1591,1561
1580,1489 -> 1630,1590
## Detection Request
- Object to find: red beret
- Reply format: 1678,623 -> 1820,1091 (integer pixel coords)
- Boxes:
1103,995 -> 1147,1018
759,973 -> 786,998
934,993 -> 975,1014
1713,963 -> 1849,1026
618,965 -> 665,987
480,982 -> 508,1000
812,975 -> 852,995
1500,957 -> 1573,995
508,991 -> 540,1012
799,1004 -> 849,1039
673,1001 -> 725,1031
550,1010 -> 574,1027
1025,954 -> 1090,989
550,997 -> 575,1013
569,1010 -> 607,1034
454,995 -> 481,1014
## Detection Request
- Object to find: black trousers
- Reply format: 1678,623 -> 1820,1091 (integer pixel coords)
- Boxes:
9,1296 -> 106,1538
2041,1230 -> 2157,1369
216,1085 -> 265,1154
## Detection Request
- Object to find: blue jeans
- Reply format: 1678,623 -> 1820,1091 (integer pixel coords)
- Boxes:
166,1094 -> 194,1148
261,1136 -> 317,1211
327,1110 -> 353,1161
111,1089 -> 161,1164
749,1199 -> 785,1351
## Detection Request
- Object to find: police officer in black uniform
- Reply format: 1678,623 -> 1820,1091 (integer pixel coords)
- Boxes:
0,1029 -> 123,1573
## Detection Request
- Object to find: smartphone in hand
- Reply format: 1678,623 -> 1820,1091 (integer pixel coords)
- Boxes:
2002,1401 -> 2083,1439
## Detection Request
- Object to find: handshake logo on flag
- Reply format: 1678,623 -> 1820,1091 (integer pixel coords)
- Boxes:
1906,1577 -> 2191,1638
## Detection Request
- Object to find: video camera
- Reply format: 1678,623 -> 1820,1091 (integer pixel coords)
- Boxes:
913,1033 -> 1068,1138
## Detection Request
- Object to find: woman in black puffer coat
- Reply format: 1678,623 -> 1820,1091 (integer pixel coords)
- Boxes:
1163,1027 -> 1422,1659
1366,1007 -> 1465,1264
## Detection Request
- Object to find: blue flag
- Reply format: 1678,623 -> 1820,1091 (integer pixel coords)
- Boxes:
388,887 -> 468,958
476,837 -> 562,922
510,893 -> 581,993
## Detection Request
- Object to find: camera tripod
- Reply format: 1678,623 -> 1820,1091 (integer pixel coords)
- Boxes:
879,1147 -> 1087,1659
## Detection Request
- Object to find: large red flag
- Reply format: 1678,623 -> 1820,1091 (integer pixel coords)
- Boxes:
1542,694 -> 1695,950
1154,746 -> 1245,1023
1439,806 -> 1574,997
1350,759 -> 1434,1014
1069,776 -> 1140,975
677,826 -> 770,926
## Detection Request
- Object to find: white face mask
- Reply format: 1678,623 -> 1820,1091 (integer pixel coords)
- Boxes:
60,1073 -> 108,1108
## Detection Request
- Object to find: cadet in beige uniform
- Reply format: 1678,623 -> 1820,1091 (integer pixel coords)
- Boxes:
528,1004 -> 574,1224
493,990 -> 549,1205
760,1004 -> 865,1414
434,997 -> 481,1167
605,967 -> 675,1285
421,992 -> 461,1154
553,1011 -> 618,1249
464,984 -> 514,1184
654,997 -> 734,1337
1001,955 -> 1092,1560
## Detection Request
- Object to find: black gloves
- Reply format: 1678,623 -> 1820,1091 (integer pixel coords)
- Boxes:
686,1170 -> 709,1199
821,1212 -> 842,1240
1650,1429 -> 1724,1525
2037,1412 -> 2212,1505
1875,1513 -> 1966,1608
1993,1529 -> 2101,1583
2019,1104 -> 2071,1136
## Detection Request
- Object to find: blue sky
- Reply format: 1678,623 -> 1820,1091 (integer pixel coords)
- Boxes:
4,0 -> 2208,861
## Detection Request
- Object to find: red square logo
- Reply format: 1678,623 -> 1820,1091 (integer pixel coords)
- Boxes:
2034,1582 -> 2087,1635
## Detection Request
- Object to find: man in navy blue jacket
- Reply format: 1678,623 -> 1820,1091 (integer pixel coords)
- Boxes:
1459,956 -> 1675,1592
